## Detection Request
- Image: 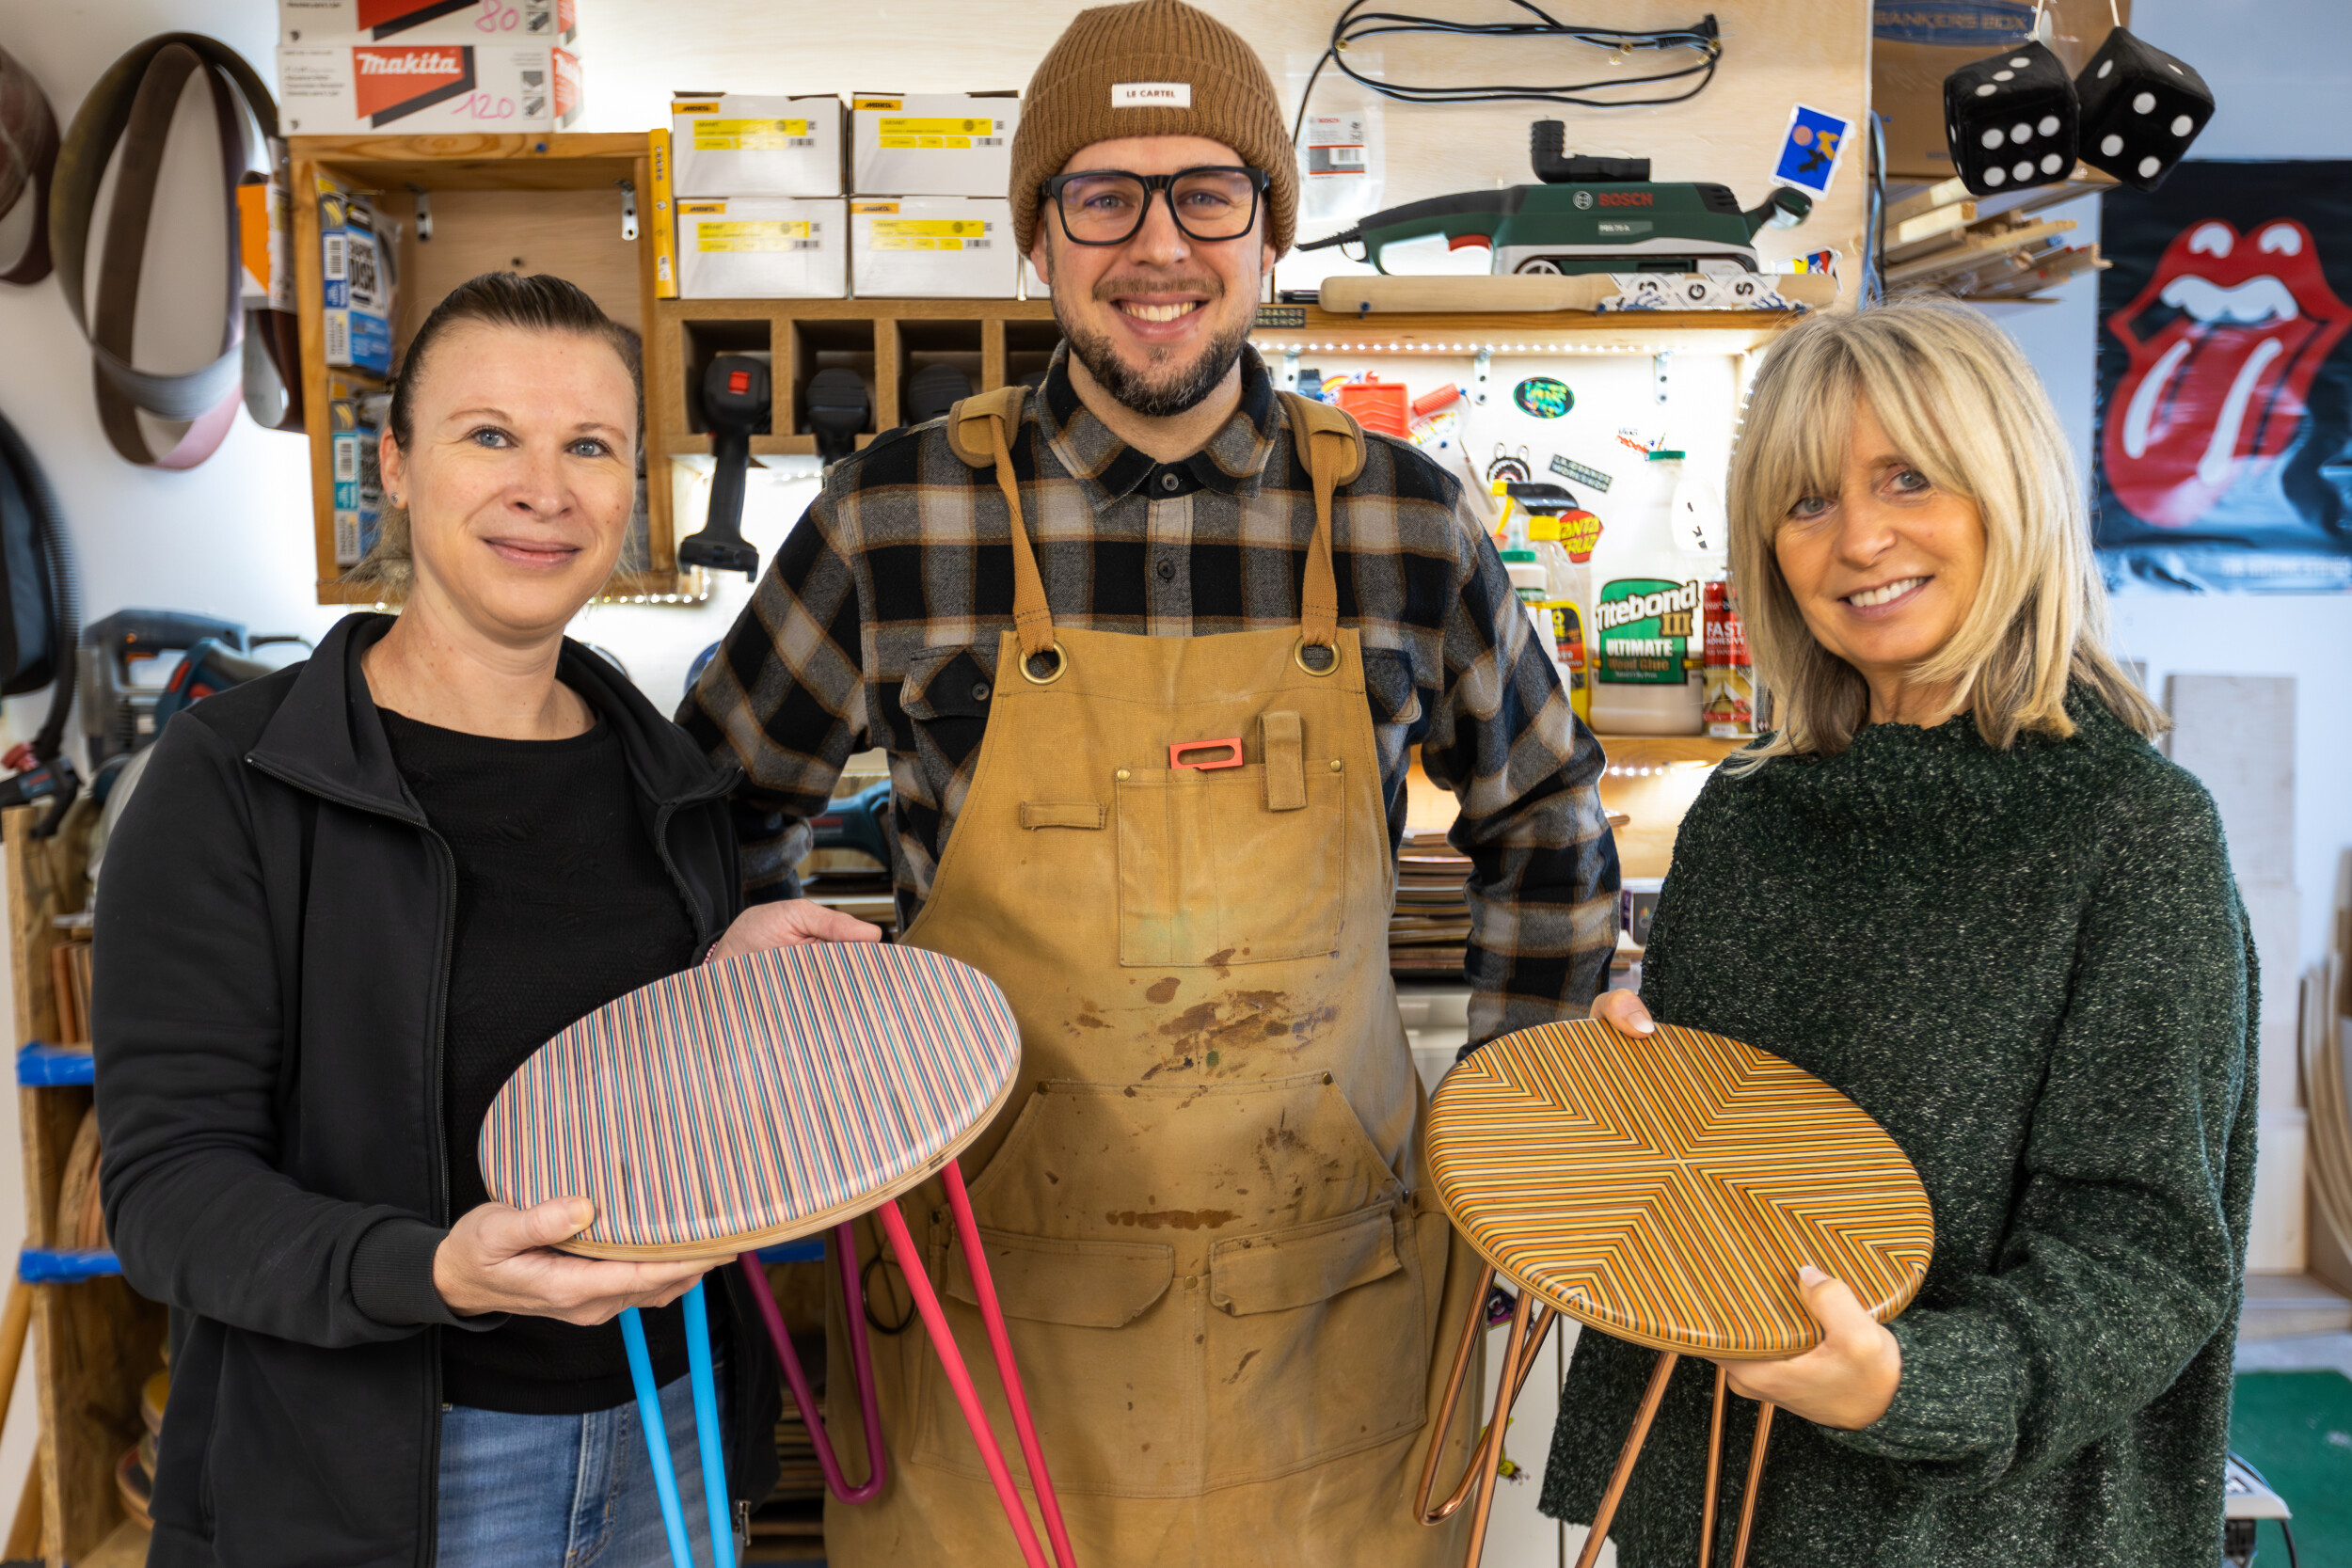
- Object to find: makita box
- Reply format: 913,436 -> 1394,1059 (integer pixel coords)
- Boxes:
277,41 -> 581,135
279,0 -> 578,44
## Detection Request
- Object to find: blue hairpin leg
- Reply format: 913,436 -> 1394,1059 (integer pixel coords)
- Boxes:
683,1281 -> 734,1563
620,1306 -> 700,1568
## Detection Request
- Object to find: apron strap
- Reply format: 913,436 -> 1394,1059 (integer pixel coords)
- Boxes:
1275,391 -> 1366,649
947,386 -> 1057,664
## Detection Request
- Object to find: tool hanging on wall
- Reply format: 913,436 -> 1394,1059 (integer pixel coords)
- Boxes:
677,356 -> 770,580
50,35 -> 297,468
0,411 -> 80,839
804,369 -> 872,467
0,45 -> 59,285
1300,120 -> 1811,277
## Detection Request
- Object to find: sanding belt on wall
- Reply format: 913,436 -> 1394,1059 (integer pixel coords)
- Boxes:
49,34 -> 303,469
0,44 -> 59,286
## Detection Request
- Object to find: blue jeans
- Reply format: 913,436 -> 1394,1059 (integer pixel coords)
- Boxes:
437,1363 -> 737,1567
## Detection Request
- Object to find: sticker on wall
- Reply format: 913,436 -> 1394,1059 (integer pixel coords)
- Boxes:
1773,104 -> 1854,198
1789,247 -> 1841,277
1549,452 -> 1613,492
1485,444 -> 1533,487
1513,377 -> 1574,419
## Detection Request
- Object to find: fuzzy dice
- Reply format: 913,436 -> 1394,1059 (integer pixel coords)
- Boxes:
1943,40 -> 2080,196
2074,28 -> 2213,191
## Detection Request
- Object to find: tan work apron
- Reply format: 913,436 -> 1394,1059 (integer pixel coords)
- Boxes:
820,400 -> 1483,1568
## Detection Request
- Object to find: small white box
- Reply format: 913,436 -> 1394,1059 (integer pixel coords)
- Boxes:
671,93 -> 842,197
279,0 -> 577,44
676,198 -> 847,299
850,198 -> 1014,298
317,179 -> 393,378
277,40 -> 580,135
850,92 -> 1017,197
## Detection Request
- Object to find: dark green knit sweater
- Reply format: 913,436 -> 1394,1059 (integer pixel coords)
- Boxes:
1537,689 -> 2257,1568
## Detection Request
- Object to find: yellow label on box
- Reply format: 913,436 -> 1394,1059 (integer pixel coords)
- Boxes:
851,201 -> 899,214
673,101 -> 720,114
695,220 -> 817,252
868,218 -> 991,250
876,116 -> 1000,150
851,97 -> 902,109
691,118 -> 814,150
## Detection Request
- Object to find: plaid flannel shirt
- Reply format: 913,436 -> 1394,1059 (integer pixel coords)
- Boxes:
679,343 -> 1619,1043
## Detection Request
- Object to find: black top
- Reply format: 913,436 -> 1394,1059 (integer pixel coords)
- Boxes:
380,705 -> 702,1415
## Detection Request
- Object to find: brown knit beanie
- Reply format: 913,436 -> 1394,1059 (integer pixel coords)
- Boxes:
1011,0 -> 1295,257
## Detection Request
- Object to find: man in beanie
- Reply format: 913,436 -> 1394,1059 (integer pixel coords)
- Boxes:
683,4 -> 1615,1561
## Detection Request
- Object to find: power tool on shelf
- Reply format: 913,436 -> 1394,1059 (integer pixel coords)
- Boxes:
677,355 -> 770,581
1299,119 -> 1813,277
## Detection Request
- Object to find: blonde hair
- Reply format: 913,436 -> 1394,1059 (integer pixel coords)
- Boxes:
1726,298 -> 2163,768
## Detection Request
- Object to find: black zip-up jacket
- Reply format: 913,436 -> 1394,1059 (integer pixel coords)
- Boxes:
93,613 -> 780,1568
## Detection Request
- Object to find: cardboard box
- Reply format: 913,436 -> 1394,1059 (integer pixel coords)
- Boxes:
850,198 -> 1014,297
675,198 -> 847,299
279,0 -> 577,44
317,178 -> 393,377
850,92 -> 1016,197
672,93 -> 843,197
277,40 -> 580,135
1874,0 -> 2127,180
327,376 -> 391,568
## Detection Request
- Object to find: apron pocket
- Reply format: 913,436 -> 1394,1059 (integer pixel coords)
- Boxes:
1200,1201 -> 1427,1488
914,1228 -> 1201,1497
1117,763 -> 1345,968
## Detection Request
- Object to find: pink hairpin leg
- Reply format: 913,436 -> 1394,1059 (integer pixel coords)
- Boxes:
875,1196 -> 1056,1568
940,1161 -> 1076,1568
737,1222 -> 886,1504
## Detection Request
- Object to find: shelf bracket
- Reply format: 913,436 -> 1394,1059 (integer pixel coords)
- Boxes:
409,187 -> 431,242
1652,349 -> 1672,404
618,180 -> 638,243
1472,347 -> 1492,406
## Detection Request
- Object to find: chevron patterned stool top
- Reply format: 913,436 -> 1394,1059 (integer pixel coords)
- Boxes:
1428,1021 -> 1933,1358
480,942 -> 1022,1260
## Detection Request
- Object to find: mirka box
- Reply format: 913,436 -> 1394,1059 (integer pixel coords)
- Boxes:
850,198 -> 1014,297
326,375 -> 390,568
278,0 -> 578,44
1874,0 -> 2128,179
850,92 -> 1017,197
277,40 -> 580,135
671,93 -> 843,197
676,198 -> 847,298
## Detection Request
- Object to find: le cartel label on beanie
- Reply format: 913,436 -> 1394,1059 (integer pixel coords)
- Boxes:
1112,82 -> 1192,107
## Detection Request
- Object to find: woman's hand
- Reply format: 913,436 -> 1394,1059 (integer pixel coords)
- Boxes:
706,898 -> 883,966
433,1197 -> 712,1324
1720,1264 -> 1902,1430
1590,987 -> 1657,1037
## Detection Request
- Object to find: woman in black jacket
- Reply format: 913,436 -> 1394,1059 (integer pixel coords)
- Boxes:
93,272 -> 874,1568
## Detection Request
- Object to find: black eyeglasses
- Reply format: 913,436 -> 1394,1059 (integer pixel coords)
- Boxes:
1042,166 -> 1270,246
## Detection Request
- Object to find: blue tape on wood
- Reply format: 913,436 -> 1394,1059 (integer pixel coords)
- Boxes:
17,1044 -> 95,1086
20,1247 -> 121,1283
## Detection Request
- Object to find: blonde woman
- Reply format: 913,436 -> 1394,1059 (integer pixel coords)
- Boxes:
1540,300 -> 2255,1566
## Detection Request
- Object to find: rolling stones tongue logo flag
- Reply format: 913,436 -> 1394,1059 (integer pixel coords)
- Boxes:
2096,161 -> 2352,592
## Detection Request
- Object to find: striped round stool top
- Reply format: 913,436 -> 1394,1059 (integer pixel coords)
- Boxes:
481,942 -> 1021,1260
1428,1021 -> 1933,1357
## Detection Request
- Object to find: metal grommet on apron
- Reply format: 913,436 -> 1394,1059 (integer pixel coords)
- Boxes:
825,390 -> 1486,1568
1018,643 -> 1069,686
1295,637 -> 1342,676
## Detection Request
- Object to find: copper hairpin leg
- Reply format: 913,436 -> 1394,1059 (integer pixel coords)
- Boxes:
1570,1350 -> 1678,1568
1414,1266 -> 1560,1563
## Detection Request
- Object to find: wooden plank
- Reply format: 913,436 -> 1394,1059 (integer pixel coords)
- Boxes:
293,153 -> 353,602
873,318 -> 901,433
1887,201 -> 1976,251
631,150 -> 675,578
1885,218 -> 2078,286
385,188 -> 645,348
294,133 -> 644,191
1884,177 -> 1972,228
980,317 -> 1007,394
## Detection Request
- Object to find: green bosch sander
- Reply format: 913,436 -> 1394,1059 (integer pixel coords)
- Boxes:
1300,120 -> 1813,277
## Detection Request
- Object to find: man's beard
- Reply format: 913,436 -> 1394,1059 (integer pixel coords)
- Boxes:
1059,288 -> 1252,419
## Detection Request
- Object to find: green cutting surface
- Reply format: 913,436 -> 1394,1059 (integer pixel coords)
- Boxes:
2231,1370 -> 2352,1564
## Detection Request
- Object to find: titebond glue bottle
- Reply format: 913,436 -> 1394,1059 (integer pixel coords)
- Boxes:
1589,450 -> 1706,736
